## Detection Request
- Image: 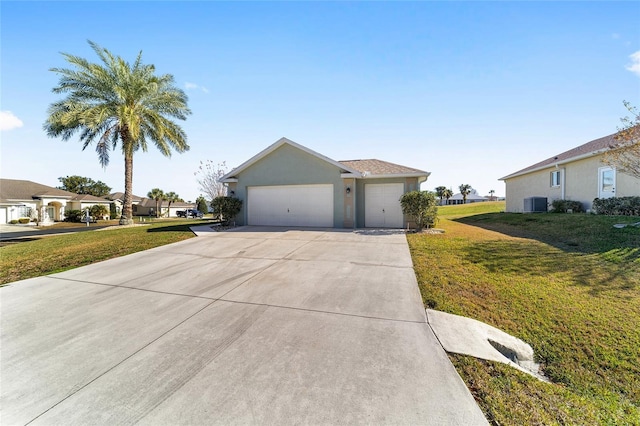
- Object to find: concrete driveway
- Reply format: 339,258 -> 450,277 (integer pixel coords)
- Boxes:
1,226 -> 487,425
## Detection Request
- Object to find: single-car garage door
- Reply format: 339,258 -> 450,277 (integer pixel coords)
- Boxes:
248,184 -> 334,227
365,183 -> 404,228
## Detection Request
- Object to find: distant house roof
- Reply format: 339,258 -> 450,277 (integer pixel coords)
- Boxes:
0,179 -> 112,204
339,159 -> 429,178
1,178 -> 75,202
501,133 -> 617,180
449,192 -> 487,201
108,192 -> 144,202
137,198 -> 193,208
70,193 -> 112,203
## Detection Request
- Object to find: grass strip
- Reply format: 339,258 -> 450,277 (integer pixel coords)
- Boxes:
409,204 -> 640,424
1,220 -> 207,285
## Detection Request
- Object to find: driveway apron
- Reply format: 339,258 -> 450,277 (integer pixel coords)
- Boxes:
1,227 -> 487,425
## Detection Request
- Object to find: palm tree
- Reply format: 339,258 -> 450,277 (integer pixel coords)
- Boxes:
44,41 -> 191,225
443,188 -> 453,205
459,184 -> 472,204
164,191 -> 182,217
147,188 -> 165,218
435,186 -> 447,205
488,189 -> 496,201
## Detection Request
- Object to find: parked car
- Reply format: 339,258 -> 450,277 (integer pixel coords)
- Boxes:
177,209 -> 204,218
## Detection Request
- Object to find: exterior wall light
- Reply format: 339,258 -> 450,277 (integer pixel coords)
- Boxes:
346,186 -> 351,194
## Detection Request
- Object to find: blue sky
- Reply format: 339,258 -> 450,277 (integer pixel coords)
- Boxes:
2,1 -> 639,201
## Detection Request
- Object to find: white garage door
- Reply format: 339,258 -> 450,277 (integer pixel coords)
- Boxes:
248,184 -> 334,227
0,208 -> 6,224
365,183 -> 404,228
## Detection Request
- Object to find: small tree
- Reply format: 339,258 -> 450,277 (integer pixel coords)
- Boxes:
109,202 -> 118,218
603,101 -> 640,179
195,160 -> 227,203
399,191 -> 438,231
196,195 -> 208,213
64,210 -> 84,222
89,204 -> 109,220
443,188 -> 453,205
164,191 -> 182,217
147,188 -> 165,218
435,186 -> 447,205
459,184 -> 472,204
488,189 -> 496,201
211,196 -> 242,225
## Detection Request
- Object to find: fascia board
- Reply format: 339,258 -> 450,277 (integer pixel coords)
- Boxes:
358,172 -> 431,179
500,150 -> 606,181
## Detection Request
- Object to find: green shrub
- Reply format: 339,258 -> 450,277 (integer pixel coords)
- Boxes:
89,204 -> 109,220
18,218 -> 30,224
400,190 -> 439,230
9,220 -> 18,224
64,210 -> 84,222
550,199 -> 584,213
593,196 -> 640,216
211,196 -> 243,225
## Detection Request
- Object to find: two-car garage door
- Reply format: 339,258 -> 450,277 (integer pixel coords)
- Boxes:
248,184 -> 334,227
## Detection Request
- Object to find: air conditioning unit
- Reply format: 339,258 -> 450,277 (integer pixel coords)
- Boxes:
524,197 -> 547,213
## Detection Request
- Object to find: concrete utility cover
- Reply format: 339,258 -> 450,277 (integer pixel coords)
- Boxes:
427,309 -> 546,380
1,227 -> 487,425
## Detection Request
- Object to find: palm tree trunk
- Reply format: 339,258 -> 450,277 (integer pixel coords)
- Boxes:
120,152 -> 134,225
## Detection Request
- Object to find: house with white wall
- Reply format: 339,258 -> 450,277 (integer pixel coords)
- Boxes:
0,179 -> 112,224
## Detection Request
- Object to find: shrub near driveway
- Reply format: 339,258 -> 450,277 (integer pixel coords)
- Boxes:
407,207 -> 640,424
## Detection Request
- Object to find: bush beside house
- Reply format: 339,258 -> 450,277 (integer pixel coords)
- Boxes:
593,196 -> 640,216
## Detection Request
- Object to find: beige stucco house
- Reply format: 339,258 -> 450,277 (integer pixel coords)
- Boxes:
500,133 -> 640,213
0,179 -> 112,224
220,137 -> 430,228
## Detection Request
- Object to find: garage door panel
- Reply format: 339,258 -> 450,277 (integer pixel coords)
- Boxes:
248,185 -> 333,227
365,183 -> 404,228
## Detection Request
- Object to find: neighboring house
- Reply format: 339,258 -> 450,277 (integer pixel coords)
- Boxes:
108,192 -> 194,218
446,189 -> 488,205
0,179 -> 112,224
220,137 -> 430,228
107,192 -> 144,217
67,194 -> 113,220
134,198 -> 195,218
500,133 -> 640,213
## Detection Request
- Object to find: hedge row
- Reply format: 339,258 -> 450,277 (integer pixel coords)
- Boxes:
592,196 -> 640,216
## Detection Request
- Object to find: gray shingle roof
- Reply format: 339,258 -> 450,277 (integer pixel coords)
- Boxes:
108,192 -> 144,202
70,193 -> 112,203
339,159 -> 428,176
501,133 -> 617,180
0,178 -> 75,202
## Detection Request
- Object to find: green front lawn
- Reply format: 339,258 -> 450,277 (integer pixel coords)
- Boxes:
0,220 -> 208,284
409,203 -> 640,424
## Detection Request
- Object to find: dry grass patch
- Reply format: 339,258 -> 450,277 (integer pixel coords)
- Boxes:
408,206 -> 640,424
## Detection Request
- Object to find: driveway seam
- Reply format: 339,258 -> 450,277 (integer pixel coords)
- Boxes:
24,298 -> 219,426
46,277 -> 426,324
218,298 -> 427,324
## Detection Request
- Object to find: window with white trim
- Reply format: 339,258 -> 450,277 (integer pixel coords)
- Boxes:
550,170 -> 561,187
17,206 -> 32,218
